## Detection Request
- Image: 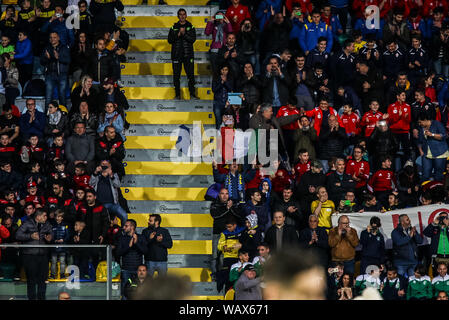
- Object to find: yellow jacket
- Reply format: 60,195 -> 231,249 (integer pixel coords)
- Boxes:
217,226 -> 245,259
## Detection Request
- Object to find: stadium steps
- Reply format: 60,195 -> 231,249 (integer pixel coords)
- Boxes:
121,4 -> 222,299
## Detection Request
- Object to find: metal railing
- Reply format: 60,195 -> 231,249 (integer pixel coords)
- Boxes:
0,244 -> 114,300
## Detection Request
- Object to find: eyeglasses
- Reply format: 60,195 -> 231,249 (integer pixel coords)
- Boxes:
26,103 -> 35,106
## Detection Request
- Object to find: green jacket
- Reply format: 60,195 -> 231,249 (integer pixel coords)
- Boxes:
355,274 -> 381,296
432,275 -> 449,297
407,276 -> 432,300
293,126 -> 318,160
0,45 -> 14,55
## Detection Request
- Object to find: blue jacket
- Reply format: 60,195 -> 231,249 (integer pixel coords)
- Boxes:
19,110 -> 46,139
255,0 -> 282,31
382,47 -> 405,79
40,43 -> 71,76
327,15 -> 343,40
391,225 -> 423,264
406,19 -> 428,39
354,17 -> 384,40
329,0 -> 349,8
423,223 -> 449,255
437,81 -> 449,113
299,21 -> 333,53
51,221 -> 70,253
14,38 -> 33,65
418,120 -> 448,158
360,229 -> 385,263
41,19 -> 75,48
142,226 -> 173,262
116,232 -> 147,271
289,18 -> 305,43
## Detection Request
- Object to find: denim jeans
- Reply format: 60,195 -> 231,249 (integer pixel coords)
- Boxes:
45,73 -> 67,108
434,60 -> 449,78
50,252 -> 66,277
395,262 -> 416,278
146,261 -> 168,277
121,270 -> 137,299
103,203 -> 128,224
210,234 -> 221,274
422,156 -> 446,182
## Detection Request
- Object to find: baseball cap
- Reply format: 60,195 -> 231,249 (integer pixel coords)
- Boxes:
102,77 -> 115,86
243,264 -> 255,271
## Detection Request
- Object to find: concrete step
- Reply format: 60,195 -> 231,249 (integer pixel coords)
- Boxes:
135,227 -> 212,240
122,0 -> 212,7
123,161 -> 212,175
122,174 -> 213,187
121,75 -> 211,87
122,16 -> 210,28
125,110 -> 214,124
121,62 -> 210,76
133,214 -> 212,228
127,99 -> 212,112
125,27 -> 208,39
126,124 -> 214,136
126,200 -> 211,214
122,5 -> 217,16
121,187 -> 206,201
167,254 -> 213,268
125,149 -> 180,161
128,39 -> 210,51
126,51 -> 209,63
121,87 -> 213,100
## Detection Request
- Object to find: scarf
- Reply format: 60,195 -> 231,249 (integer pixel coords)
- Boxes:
214,22 -> 224,46
224,172 -> 244,201
48,110 -> 62,125
105,111 -> 118,124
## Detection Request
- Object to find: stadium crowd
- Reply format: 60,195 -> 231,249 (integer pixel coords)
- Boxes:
0,0 -> 177,301
206,0 -> 449,300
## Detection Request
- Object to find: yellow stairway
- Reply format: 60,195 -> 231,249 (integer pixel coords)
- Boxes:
121,2 -> 222,299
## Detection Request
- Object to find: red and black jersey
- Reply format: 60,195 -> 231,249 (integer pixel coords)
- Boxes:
24,194 -> 46,207
294,161 -> 311,183
361,111 -> 383,137
345,159 -> 370,188
267,169 -> 293,194
340,112 -> 361,136
73,174 -> 91,190
367,169 -> 397,192
0,144 -> 16,164
24,142 -> 46,164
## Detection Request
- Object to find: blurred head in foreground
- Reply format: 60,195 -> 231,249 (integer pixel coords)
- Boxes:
262,247 -> 326,300
133,274 -> 193,300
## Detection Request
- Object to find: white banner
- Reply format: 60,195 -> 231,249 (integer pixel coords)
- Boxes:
331,204 -> 449,249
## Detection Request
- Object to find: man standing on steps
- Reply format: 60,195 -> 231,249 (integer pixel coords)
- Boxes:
168,8 -> 198,100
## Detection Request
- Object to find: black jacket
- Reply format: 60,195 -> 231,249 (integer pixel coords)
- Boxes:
326,171 -> 356,205
168,21 -> 196,60
272,197 -> 305,231
261,71 -> 291,107
296,171 -> 326,215
95,134 -> 125,163
264,224 -> 299,252
318,126 -> 347,160
116,232 -> 147,271
77,201 -> 110,244
210,200 -> 244,234
15,217 -> 53,255
299,226 -> 329,265
142,226 -> 173,262
237,74 -> 262,110
423,223 -> 449,255
85,49 -> 115,83
260,17 -> 292,54
124,274 -> 150,300
69,85 -> 99,117
369,127 -> 398,159
98,87 -> 130,115
89,0 -> 124,27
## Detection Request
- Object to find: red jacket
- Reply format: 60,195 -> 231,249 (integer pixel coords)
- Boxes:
422,0 -> 448,17
353,0 -> 381,19
276,106 -> 300,130
267,169 -> 293,194
25,194 -> 46,207
0,225 -> 10,261
382,0 -> 414,17
285,0 -> 313,14
387,101 -> 411,134
225,4 -> 251,33
367,169 -> 397,192
361,111 -> 383,137
245,169 -> 264,190
294,161 -> 311,183
345,159 -> 370,188
341,112 -> 361,136
305,107 -> 340,136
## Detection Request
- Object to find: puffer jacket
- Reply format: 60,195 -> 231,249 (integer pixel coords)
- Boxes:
168,21 -> 196,60
86,49 -> 115,83
15,217 -> 52,255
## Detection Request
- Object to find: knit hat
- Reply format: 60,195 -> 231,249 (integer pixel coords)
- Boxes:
246,212 -> 258,229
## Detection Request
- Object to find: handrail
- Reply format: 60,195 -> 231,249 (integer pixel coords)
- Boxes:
0,244 -> 114,300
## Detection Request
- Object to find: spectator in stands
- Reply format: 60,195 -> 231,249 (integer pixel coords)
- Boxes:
65,121 -> 95,174
293,116 -> 317,161
86,37 -> 114,86
2,53 -> 20,105
264,211 -> 299,252
41,5 -> 75,48
20,98 -> 46,141
167,8 -> 197,100
76,0 -> 93,36
381,266 -> 407,300
417,112 -> 449,182
261,56 -> 290,113
243,189 -> 269,233
432,262 -> 449,297
225,0 -> 251,34
15,209 -> 52,300
123,264 -> 150,300
70,76 -> 98,117
218,33 -> 243,79
97,102 -> 125,140
392,213 -> 423,278
95,126 -> 125,179
50,210 -> 70,279
89,0 -> 124,32
359,216 -> 385,275
142,214 -> 173,277
407,264 -> 433,300
44,101 -> 68,146
299,214 -> 329,267
328,215 -> 359,274
117,219 -> 147,298
0,162 -> 22,193
205,13 -> 233,76
272,186 -> 304,232
317,115 -> 347,172
367,155 -> 397,206
89,160 -> 127,223
0,104 -> 20,145
13,30 -> 33,89
40,32 -> 71,109
383,7 -> 411,50
234,264 -> 262,300
236,19 -> 259,75
423,212 -> 449,272
300,9 -> 333,56
98,77 -> 129,118
326,158 -> 356,205
260,9 -> 292,64
70,100 -> 98,136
